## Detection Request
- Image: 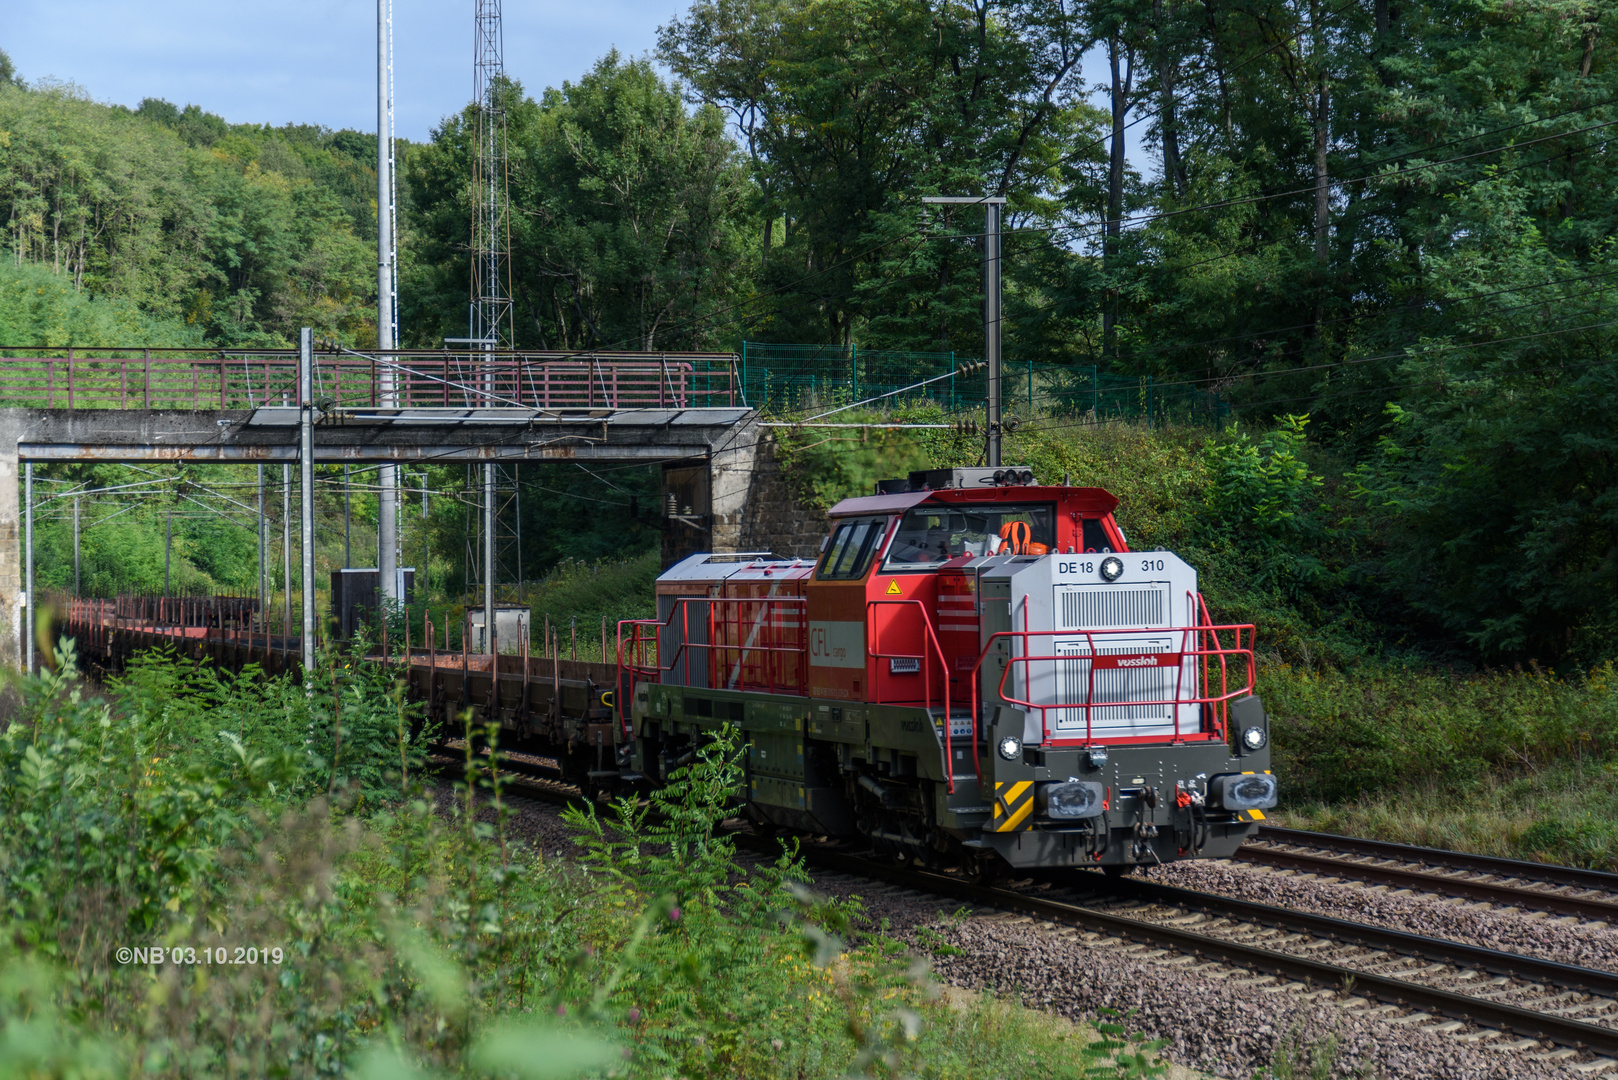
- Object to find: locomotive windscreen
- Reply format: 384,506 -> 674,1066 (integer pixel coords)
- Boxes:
884,503 -> 1056,568
818,516 -> 887,580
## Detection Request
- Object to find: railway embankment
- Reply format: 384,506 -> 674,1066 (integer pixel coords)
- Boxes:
464,765 -> 1618,1079
0,650 -> 1179,1079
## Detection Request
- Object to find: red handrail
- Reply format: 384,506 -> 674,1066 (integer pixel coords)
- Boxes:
616,595 -> 810,738
865,598 -> 958,792
968,602 -> 1255,753
0,353 -> 739,410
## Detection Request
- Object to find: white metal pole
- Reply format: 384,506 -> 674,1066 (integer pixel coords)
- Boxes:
282,464 -> 292,643
483,462 -> 496,655
985,200 -> 1003,468
24,462 -> 32,675
377,0 -> 400,605
300,328 -> 317,671
258,464 -> 266,624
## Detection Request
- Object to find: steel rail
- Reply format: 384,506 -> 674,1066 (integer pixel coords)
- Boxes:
416,761 -> 1618,1057
1098,874 -> 1618,997
1245,828 -> 1618,921
782,845 -> 1618,1057
1255,825 -> 1618,892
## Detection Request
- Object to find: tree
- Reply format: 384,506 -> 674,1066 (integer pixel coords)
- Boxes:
408,56 -> 753,351
660,0 -> 1106,351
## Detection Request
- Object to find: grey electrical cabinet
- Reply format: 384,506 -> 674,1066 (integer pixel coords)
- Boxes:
331,568 -> 416,640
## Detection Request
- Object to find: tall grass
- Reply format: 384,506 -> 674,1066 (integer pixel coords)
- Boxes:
1265,661 -> 1618,867
1265,661 -> 1618,803
0,643 -> 1171,1078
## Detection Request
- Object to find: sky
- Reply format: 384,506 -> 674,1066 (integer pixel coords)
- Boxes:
7,1 -> 1135,157
6,0 -> 675,142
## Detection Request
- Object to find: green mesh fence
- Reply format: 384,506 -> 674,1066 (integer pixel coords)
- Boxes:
739,342 -> 1226,424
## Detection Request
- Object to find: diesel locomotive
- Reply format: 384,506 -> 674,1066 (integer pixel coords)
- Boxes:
618,467 -> 1277,875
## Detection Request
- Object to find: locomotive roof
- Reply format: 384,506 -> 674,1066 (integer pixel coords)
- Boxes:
827,485 -> 1120,517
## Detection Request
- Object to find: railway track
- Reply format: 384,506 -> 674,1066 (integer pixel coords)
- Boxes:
428,759 -> 1618,1069
797,847 -> 1618,1070
429,747 -> 581,803
1240,826 -> 1618,923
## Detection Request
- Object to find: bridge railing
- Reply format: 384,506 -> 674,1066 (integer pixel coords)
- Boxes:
0,349 -> 742,410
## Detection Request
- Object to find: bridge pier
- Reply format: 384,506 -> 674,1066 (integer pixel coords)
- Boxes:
661,419 -> 764,565
661,423 -> 830,565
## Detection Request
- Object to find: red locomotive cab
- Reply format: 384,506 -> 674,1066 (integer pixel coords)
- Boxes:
804,475 -> 1129,710
803,506 -> 897,701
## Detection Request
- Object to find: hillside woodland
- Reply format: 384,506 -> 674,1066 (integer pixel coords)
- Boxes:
0,9 -> 1615,1075
2,0 -> 1618,853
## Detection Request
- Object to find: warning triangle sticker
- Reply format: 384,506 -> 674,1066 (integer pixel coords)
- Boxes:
885,579 -> 903,595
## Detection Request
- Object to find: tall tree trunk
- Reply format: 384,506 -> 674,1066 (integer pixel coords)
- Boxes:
1104,35 -> 1133,363
1580,9 -> 1599,78
1374,0 -> 1394,86
1311,0 -> 1330,346
1313,80 -> 1329,263
1154,0 -> 1187,198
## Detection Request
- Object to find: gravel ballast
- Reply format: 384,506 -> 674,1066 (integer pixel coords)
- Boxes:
466,786 -> 1611,1078
1154,859 -> 1618,974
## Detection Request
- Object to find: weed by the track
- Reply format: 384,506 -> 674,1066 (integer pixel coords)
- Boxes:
0,647 -> 1176,1079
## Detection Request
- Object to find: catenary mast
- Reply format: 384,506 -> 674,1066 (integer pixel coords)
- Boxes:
377,0 -> 401,602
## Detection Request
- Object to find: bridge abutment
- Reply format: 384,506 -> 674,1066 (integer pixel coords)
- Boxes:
661,424 -> 829,565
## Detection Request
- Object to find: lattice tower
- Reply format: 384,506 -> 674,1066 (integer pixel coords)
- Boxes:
466,0 -> 523,605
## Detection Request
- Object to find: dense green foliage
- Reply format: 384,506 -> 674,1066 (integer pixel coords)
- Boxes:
0,76 -> 378,348
410,55 -> 751,351
0,646 -> 1167,1078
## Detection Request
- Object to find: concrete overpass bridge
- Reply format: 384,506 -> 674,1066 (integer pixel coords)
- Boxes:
0,343 -> 771,670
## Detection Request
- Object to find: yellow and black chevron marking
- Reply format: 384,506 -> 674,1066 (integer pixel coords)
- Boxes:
990,781 -> 1035,832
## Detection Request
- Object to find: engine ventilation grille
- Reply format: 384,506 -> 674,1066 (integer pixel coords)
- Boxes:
1058,586 -> 1166,630
1054,639 -> 1178,731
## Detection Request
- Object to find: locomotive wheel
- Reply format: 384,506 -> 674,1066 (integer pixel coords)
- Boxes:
963,853 -> 1003,886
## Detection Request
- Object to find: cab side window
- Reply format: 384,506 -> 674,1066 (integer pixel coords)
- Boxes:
818,517 -> 887,580
1082,518 -> 1115,553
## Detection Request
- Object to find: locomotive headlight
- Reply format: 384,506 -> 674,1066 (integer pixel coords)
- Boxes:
1039,780 -> 1105,820
1099,556 -> 1124,582
998,736 -> 1022,761
1208,772 -> 1279,811
1241,725 -> 1268,751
